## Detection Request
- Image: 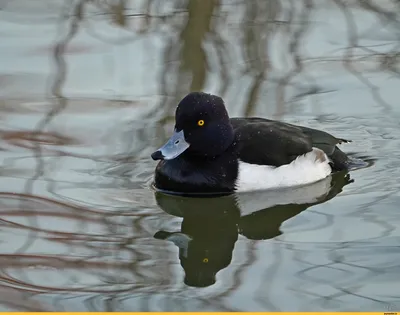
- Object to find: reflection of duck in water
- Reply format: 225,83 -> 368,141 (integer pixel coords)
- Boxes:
155,197 -> 240,288
154,172 -> 352,287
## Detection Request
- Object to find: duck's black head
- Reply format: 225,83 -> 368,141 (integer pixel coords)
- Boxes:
151,92 -> 234,160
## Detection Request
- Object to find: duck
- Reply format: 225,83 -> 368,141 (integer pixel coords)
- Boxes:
151,92 -> 351,195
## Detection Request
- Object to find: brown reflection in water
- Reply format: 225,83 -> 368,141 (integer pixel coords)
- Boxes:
1,131 -> 77,149
0,192 -> 171,297
0,286 -> 48,311
334,0 -> 394,113
9,1 -> 83,269
0,0 -> 399,311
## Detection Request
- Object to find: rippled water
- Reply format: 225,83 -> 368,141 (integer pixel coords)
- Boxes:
1,0 -> 400,312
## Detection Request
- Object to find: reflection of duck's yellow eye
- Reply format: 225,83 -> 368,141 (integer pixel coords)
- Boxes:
203,258 -> 209,263
197,119 -> 205,126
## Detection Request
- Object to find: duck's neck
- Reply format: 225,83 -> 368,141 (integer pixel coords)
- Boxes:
184,133 -> 237,162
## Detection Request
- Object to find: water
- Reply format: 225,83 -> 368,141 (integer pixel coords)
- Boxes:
0,0 -> 400,311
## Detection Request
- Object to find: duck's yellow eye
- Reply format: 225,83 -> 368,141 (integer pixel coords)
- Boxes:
202,258 -> 209,263
197,119 -> 205,127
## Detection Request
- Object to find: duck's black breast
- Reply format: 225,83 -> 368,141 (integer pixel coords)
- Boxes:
231,117 -> 350,170
153,143 -> 239,195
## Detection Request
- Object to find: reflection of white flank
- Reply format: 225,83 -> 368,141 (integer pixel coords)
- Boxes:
235,175 -> 332,217
236,147 -> 332,192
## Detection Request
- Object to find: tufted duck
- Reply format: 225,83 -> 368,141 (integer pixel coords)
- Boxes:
151,92 -> 351,195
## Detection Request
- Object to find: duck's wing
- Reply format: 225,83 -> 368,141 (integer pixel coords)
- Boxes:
295,124 -> 351,155
230,117 -> 350,167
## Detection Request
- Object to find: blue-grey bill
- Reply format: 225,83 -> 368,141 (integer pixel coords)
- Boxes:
151,129 -> 190,160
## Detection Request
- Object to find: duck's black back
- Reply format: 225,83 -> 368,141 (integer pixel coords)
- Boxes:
230,117 -> 350,170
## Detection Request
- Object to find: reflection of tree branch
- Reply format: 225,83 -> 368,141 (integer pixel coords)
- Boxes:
241,0 -> 277,116
1,193 -> 177,300
144,0 -> 217,124
144,35 -> 177,124
275,0 -> 312,119
208,29 -> 230,96
83,0 -> 187,44
334,0 -> 392,113
18,0 -> 82,255
2,1 -> 399,310
180,0 -> 215,92
0,286 -> 47,311
358,0 -> 400,30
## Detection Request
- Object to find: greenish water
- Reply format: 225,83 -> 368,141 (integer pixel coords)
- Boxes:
0,0 -> 399,311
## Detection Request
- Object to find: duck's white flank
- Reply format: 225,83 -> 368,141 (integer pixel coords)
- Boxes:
235,147 -> 332,192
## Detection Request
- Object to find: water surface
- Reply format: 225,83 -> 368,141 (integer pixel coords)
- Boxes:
0,0 -> 400,312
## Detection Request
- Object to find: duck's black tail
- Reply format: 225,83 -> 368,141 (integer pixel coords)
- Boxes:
329,146 -> 350,171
